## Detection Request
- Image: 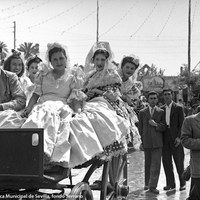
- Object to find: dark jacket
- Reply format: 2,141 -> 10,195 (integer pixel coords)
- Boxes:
0,69 -> 26,111
138,106 -> 166,148
181,113 -> 200,178
161,102 -> 184,141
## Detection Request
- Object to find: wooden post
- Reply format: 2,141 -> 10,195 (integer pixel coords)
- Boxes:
13,21 -> 16,50
188,0 -> 191,101
96,0 -> 99,44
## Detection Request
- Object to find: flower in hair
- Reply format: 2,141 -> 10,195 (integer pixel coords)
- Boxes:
11,49 -> 21,56
26,55 -> 42,67
46,42 -> 65,61
47,42 -> 63,52
130,54 -> 140,66
122,54 -> 140,66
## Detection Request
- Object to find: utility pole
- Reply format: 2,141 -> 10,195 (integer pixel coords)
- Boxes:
13,21 -> 16,49
188,0 -> 191,101
96,0 -> 99,44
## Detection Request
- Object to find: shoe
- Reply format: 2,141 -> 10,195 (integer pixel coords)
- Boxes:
149,187 -> 159,194
44,166 -> 70,182
163,185 -> 175,191
144,185 -> 149,190
92,180 -> 101,188
179,185 -> 186,191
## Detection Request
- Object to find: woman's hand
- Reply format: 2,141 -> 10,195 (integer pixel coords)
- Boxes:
73,100 -> 82,114
87,88 -> 103,98
121,94 -> 127,102
86,90 -> 95,98
0,104 -> 3,111
21,107 -> 32,118
104,90 -> 118,102
91,88 -> 102,95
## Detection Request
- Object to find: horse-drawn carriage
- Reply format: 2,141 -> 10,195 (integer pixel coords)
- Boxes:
0,128 -> 129,200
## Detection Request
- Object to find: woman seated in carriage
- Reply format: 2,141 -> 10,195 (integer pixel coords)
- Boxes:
0,52 -> 27,127
117,55 -> 143,150
19,42 -> 130,176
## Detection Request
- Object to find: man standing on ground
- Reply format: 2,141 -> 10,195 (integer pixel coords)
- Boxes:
138,91 -> 166,194
161,88 -> 186,191
181,105 -> 200,200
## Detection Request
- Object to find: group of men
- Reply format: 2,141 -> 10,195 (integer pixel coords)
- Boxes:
138,89 -> 186,194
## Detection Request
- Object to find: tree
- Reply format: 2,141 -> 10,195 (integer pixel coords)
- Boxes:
138,63 -> 165,77
17,42 -> 39,60
0,41 -> 9,65
179,63 -> 200,100
179,64 -> 199,86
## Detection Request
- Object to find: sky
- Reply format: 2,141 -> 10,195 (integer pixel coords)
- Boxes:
0,0 -> 200,76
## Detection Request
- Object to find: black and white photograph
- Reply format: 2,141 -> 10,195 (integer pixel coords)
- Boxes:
0,0 -> 200,199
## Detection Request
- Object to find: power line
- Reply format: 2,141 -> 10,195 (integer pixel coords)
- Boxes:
0,0 -> 51,21
61,11 -> 96,35
61,0 -> 110,35
156,0 -> 177,38
28,0 -> 85,30
1,0 -> 31,12
103,37 -> 189,42
130,0 -> 160,38
99,0 -> 138,38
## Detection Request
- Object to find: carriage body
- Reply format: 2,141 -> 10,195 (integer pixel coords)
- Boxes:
0,129 -> 129,200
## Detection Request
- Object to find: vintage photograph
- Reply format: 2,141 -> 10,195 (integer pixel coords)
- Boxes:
0,0 -> 200,199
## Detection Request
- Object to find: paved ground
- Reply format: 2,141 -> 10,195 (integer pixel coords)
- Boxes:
61,148 -> 190,200
127,149 -> 190,200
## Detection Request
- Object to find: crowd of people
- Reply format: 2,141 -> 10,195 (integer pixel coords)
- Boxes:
0,41 -> 199,199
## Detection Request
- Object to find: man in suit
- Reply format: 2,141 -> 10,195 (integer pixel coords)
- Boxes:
161,88 -> 186,191
138,91 -> 166,194
181,111 -> 200,200
0,68 -> 26,111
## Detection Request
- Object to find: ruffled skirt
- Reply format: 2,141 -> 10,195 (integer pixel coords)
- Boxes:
1,98 -> 131,168
21,101 -> 103,168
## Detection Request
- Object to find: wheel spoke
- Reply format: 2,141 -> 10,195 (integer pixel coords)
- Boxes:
100,161 -> 110,200
116,160 -> 125,182
116,156 -> 123,182
106,191 -> 115,200
101,154 -> 128,200
109,164 -> 115,186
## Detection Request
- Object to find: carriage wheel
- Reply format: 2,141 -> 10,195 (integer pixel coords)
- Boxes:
100,154 -> 129,200
68,182 -> 94,200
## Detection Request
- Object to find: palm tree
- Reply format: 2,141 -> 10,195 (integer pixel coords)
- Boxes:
17,42 -> 39,60
0,41 -> 9,65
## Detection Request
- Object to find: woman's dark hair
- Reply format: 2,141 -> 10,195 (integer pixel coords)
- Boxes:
121,56 -> 139,69
92,48 -> 110,61
48,47 -> 67,62
26,56 -> 42,70
3,52 -> 25,77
